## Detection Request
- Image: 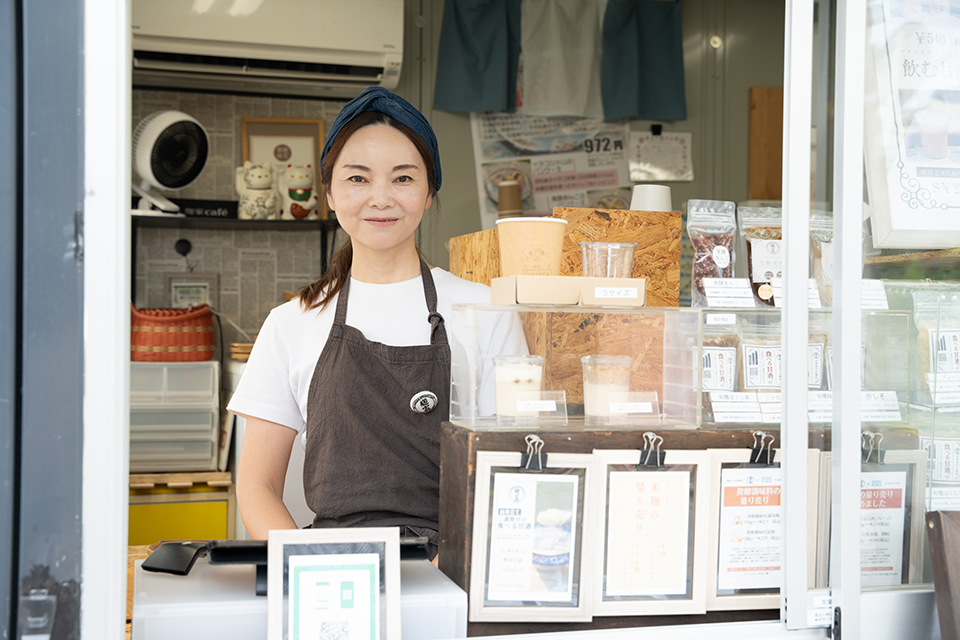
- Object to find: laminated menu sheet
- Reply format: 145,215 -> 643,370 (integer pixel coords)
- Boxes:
470,112 -> 632,230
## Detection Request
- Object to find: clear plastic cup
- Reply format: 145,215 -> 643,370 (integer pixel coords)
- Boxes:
581,355 -> 633,420
579,242 -> 638,278
493,355 -> 545,417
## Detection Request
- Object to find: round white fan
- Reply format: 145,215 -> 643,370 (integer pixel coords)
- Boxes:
132,111 -> 209,212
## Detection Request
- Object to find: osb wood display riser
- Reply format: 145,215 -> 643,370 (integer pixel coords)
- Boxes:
447,207 -> 682,307
438,423 -> 918,635
520,311 -> 664,405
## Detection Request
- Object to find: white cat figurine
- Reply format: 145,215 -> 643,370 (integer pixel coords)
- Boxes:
278,164 -> 320,220
235,161 -> 280,220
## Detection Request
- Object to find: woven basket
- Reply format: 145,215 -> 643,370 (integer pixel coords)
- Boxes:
131,303 -> 215,362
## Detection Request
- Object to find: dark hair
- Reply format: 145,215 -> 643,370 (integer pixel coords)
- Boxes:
299,111 -> 438,312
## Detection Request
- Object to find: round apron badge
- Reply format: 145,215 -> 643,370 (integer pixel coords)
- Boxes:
410,390 -> 438,414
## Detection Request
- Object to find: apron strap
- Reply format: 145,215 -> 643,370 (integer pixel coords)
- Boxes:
333,259 -> 448,345
420,259 -> 448,346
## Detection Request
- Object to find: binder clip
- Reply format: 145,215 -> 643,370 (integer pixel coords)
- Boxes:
636,432 -> 666,469
651,124 -> 663,136
861,431 -> 885,464
520,434 -> 546,472
747,431 -> 777,467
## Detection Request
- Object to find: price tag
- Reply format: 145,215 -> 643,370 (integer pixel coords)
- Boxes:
771,278 -> 821,308
610,402 -> 654,414
706,313 -> 737,326
808,608 -> 833,627
709,391 -> 762,423
860,390 -> 902,422
860,279 -> 888,309
703,278 -> 756,308
595,287 -> 638,299
516,400 -> 557,412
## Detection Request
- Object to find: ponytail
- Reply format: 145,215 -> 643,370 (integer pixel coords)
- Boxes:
299,240 -> 353,312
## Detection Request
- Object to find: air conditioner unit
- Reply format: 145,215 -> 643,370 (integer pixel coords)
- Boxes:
132,0 -> 404,99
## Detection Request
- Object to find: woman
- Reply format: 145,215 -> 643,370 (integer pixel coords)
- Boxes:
228,87 -> 524,557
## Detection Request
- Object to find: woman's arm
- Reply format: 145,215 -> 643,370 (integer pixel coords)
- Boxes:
236,416 -> 300,539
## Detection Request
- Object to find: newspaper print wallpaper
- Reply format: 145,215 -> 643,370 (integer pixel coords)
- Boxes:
132,89 -> 346,348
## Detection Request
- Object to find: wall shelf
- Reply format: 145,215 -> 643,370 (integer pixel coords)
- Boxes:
131,212 -> 338,233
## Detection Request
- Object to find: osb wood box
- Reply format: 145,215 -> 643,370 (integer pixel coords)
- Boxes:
438,424 -> 918,635
448,207 -> 681,307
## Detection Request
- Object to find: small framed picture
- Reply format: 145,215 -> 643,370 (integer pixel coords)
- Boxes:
163,272 -> 219,310
267,527 -> 401,640
705,448 -> 821,611
591,448 -> 712,616
815,449 -> 927,588
241,117 -> 328,219
469,450 -> 599,622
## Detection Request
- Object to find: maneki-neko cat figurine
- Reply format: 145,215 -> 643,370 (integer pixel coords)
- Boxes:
279,164 -> 320,220
236,161 -> 280,220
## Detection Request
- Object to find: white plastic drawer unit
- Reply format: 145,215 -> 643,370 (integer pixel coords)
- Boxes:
129,408 -> 217,435
130,361 -> 220,405
129,438 -> 217,472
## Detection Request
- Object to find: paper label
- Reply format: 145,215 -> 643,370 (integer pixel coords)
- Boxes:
920,436 -> 960,483
771,278 -> 822,309
516,400 -> 558,412
487,472 -> 579,603
860,390 -> 903,422
717,467 -> 782,591
703,278 -> 756,309
595,286 -> 638,299
609,402 -> 654,414
808,343 -> 825,388
929,485 -> 960,510
713,245 -> 731,269
706,313 -> 737,326
808,608 -> 834,627
860,471 -> 906,587
749,239 -> 783,282
605,471 -> 690,596
703,347 -> 737,391
861,279 -> 889,309
743,344 -> 783,390
932,331 -> 960,373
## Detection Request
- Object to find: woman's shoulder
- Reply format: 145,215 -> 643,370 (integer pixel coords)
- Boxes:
431,268 -> 491,303
264,293 -> 332,328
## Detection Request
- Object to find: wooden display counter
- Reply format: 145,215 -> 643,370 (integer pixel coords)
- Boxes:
438,421 -> 918,635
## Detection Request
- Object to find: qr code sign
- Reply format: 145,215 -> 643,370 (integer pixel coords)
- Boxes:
318,621 -> 350,640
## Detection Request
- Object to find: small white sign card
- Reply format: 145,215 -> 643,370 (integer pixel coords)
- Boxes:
592,449 -> 710,616
267,527 -> 401,640
707,449 -> 821,611
702,278 -> 756,308
470,451 -> 599,622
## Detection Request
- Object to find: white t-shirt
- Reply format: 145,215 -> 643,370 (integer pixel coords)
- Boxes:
227,268 -> 527,430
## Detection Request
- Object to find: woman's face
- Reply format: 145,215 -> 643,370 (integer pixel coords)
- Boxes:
326,124 -> 433,257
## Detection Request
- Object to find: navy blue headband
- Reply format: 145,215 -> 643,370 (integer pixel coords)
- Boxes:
321,86 -> 442,191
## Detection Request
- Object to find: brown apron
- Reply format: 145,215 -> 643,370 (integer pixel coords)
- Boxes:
304,260 -> 449,555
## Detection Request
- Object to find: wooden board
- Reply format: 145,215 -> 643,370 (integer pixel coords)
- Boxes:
447,207 -> 681,307
748,87 -> 784,201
